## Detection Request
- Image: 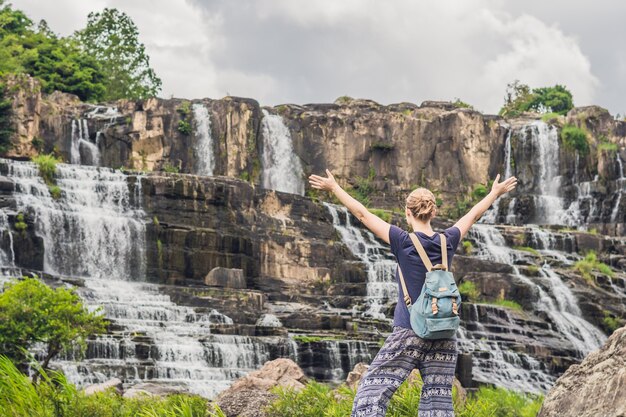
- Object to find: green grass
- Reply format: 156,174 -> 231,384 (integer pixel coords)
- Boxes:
485,299 -> 524,311
162,163 -> 180,173
573,251 -> 614,284
458,281 -> 480,301
48,185 -> 61,199
462,240 -> 473,255
32,154 -> 61,185
369,208 -> 392,223
541,112 -> 561,123
602,311 -> 623,333
370,141 -> 395,151
265,379 -> 542,417
513,246 -> 540,256
292,335 -> 341,344
598,141 -> 618,152
452,98 -> 473,109
560,124 -> 589,154
0,355 -> 215,417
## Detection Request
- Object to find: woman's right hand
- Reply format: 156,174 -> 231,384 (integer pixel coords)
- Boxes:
308,169 -> 339,192
490,174 -> 517,197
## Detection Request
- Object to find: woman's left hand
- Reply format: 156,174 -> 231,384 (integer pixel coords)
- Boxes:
308,169 -> 338,192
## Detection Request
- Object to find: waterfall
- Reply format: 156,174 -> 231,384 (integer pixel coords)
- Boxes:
470,224 -> 606,355
70,106 -> 122,167
260,110 -> 305,195
481,127 -> 512,224
610,153 -> 625,223
0,159 -> 285,399
521,121 -> 578,226
193,103 -> 215,176
325,203 -> 397,319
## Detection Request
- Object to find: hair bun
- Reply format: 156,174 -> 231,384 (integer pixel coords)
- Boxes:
406,188 -> 437,221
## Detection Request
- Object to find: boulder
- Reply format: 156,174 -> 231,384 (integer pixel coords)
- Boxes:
346,362 -> 369,390
216,358 -> 306,417
82,378 -> 123,396
205,267 -> 246,289
538,326 -> 626,417
123,382 -> 187,399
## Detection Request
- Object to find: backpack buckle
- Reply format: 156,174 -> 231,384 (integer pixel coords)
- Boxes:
431,297 -> 439,314
432,264 -> 447,271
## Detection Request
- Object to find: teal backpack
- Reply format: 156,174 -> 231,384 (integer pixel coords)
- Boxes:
398,233 -> 461,339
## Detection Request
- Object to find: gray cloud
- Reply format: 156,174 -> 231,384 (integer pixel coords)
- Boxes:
12,0 -> 625,114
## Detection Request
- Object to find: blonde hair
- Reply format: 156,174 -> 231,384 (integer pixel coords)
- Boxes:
406,188 -> 437,221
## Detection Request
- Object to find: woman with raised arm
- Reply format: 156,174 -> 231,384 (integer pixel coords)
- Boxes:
308,169 -> 517,417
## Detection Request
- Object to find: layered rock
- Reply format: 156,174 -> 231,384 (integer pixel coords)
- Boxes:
538,325 -> 626,417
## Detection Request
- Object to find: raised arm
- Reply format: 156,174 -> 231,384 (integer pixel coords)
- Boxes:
454,174 -> 517,239
309,169 -> 391,244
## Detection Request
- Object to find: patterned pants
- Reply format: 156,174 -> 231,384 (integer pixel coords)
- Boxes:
351,326 -> 458,417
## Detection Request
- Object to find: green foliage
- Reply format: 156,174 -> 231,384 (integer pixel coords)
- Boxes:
513,246 -> 540,256
452,98 -> 473,109
369,208 -> 392,223
0,4 -> 106,102
370,141 -> 395,151
485,299 -> 523,311
472,184 -> 488,200
462,240 -> 473,255
266,379 -> 542,417
162,162 -> 179,173
75,8 -> 162,100
458,281 -> 480,301
32,153 -> 60,185
292,335 -> 340,343
597,140 -> 618,152
541,112 -> 562,123
458,386 -> 543,417
13,212 -> 27,231
347,169 -> 376,206
573,251 -> 614,284
0,355 -> 212,417
0,82 -> 14,153
560,124 -> 589,154
0,277 -> 107,372
499,81 -> 573,117
602,311 -> 623,334
178,120 -> 192,135
48,184 -> 61,199
335,95 -> 353,105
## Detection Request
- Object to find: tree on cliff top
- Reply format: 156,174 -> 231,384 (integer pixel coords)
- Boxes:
76,8 -> 162,101
499,81 -> 574,117
0,1 -> 106,101
0,277 -> 107,379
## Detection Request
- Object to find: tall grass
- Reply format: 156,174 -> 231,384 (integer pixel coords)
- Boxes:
0,355 -> 215,417
266,378 -> 543,417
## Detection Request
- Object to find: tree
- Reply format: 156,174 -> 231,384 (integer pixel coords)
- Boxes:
76,8 -> 162,100
0,81 -> 13,153
0,277 -> 107,378
0,2 -> 106,101
527,84 -> 573,115
499,81 -> 574,117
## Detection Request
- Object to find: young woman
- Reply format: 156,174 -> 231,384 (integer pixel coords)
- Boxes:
308,170 -> 517,417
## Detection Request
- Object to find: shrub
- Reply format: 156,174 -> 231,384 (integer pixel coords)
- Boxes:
0,82 -> 14,154
48,184 -> 61,199
598,141 -> 618,152
602,311 -> 623,334
13,212 -> 27,232
541,112 -> 562,123
458,281 -> 480,301
472,184 -> 488,201
452,98 -> 473,109
335,96 -> 353,105
500,81 -> 573,117
370,141 -> 395,151
462,240 -> 473,255
0,277 -> 107,375
0,355 -> 212,417
513,246 -> 540,256
369,208 -> 392,223
32,153 -> 61,185
162,162 -> 179,173
573,251 -> 614,284
560,124 -> 589,154
178,120 -> 192,135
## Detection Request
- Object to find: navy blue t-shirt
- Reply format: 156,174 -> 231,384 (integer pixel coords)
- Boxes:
389,225 -> 462,329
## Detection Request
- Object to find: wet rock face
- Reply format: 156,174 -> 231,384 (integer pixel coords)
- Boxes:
538,326 -> 626,417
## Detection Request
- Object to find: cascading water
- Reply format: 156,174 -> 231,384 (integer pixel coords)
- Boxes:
260,110 -> 305,195
0,159 -> 289,398
193,103 -> 215,176
470,224 -> 605,356
325,203 -> 397,319
70,106 -> 122,167
610,153 -> 625,223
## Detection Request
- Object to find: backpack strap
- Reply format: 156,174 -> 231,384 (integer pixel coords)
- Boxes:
408,234 -> 434,271
397,266 -> 412,307
439,233 -> 448,271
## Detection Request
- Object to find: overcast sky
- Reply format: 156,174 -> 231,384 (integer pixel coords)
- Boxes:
12,0 -> 626,115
